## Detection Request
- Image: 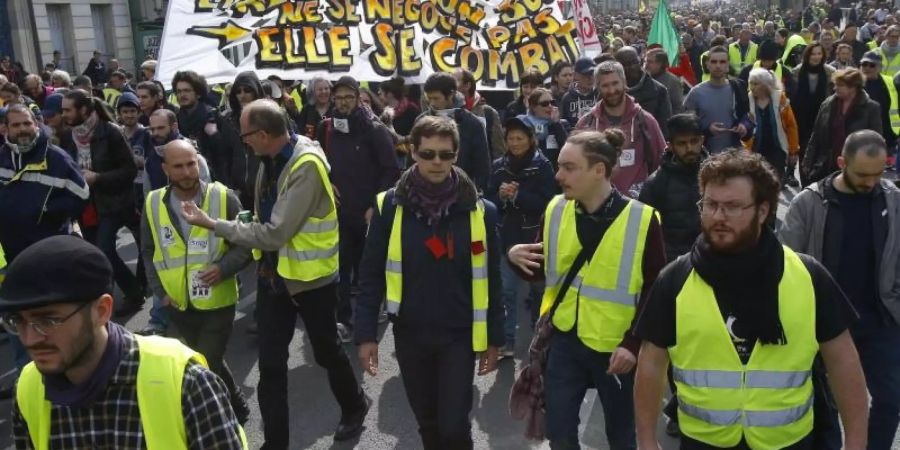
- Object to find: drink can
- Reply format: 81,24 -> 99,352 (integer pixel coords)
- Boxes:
237,210 -> 253,223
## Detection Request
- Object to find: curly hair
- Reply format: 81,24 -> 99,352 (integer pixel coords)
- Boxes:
171,70 -> 208,99
698,149 -> 781,222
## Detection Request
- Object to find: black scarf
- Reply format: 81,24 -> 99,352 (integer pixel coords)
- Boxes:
507,148 -> 536,174
690,227 -> 787,345
43,322 -> 126,408
797,64 -> 828,116
177,103 -> 210,137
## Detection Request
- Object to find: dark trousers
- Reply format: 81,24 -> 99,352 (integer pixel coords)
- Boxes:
853,321 -> 900,450
337,216 -> 366,326
85,210 -> 143,300
169,305 -> 244,405
544,331 -> 636,450
394,327 -> 475,450
681,432 -> 813,449
256,278 -> 364,450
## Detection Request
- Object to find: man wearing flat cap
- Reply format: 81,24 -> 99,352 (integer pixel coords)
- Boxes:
2,235 -> 247,450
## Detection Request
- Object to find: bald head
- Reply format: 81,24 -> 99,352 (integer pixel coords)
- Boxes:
161,139 -> 201,192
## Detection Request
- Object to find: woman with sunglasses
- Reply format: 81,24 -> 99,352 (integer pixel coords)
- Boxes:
485,117 -> 557,359
518,87 -> 569,167
355,116 -> 504,449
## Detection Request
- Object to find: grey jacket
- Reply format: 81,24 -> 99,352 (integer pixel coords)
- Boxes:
141,181 -> 251,304
654,71 -> 685,115
214,136 -> 337,295
779,176 -> 900,324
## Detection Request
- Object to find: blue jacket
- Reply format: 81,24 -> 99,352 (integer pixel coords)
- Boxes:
485,150 -> 558,251
126,127 -> 162,189
0,133 -> 88,260
354,168 -> 504,347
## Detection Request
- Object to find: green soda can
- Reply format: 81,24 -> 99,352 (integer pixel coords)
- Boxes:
237,210 -> 253,223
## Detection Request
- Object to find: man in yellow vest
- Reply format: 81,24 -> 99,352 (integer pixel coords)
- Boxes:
739,40 -> 788,87
180,99 -> 369,448
355,116 -> 502,449
728,29 -> 759,74
860,51 -> 900,150
633,150 -> 868,450
508,130 -> 666,449
1,235 -> 246,449
141,139 -> 252,424
873,25 -> 900,77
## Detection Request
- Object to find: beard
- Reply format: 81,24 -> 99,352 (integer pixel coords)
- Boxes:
842,169 -> 875,193
604,91 -> 625,107
30,312 -> 96,375
12,130 -> 37,146
702,209 -> 762,254
67,112 -> 86,127
172,177 -> 200,192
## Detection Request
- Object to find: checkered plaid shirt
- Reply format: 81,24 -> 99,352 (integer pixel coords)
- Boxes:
12,327 -> 244,450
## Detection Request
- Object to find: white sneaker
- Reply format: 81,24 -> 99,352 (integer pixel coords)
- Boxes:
499,344 -> 515,359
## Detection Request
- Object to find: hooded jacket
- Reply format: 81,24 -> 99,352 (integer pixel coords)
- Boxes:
628,72 -> 674,137
485,149 -> 558,250
417,96 -> 491,190
559,84 -> 597,127
802,91 -> 882,185
780,173 -> 900,325
176,100 -> 224,184
575,95 -> 667,196
638,149 -> 706,261
741,91 -> 800,156
0,132 -> 88,260
60,120 -> 137,216
218,71 -> 264,207
316,105 -> 401,219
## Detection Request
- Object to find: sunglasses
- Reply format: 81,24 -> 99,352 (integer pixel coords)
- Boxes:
235,86 -> 255,94
538,100 -> 555,107
861,62 -> 878,67
416,149 -> 457,161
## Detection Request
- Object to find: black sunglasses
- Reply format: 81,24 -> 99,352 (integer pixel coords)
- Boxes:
537,100 -> 555,107
416,149 -> 457,161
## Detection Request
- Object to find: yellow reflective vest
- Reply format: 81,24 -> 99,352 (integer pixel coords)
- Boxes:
251,151 -> 339,282
781,35 -> 807,68
145,182 -> 238,311
16,335 -> 248,450
752,60 -> 783,82
670,246 -> 817,450
880,74 -> 900,135
540,196 -> 655,353
875,47 -> 900,77
700,50 -> 711,82
376,190 -> 489,351
103,88 -> 122,109
729,42 -> 758,74
0,244 -> 6,285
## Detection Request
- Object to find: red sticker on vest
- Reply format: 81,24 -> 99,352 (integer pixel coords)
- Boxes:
425,235 -> 447,259
471,240 -> 485,255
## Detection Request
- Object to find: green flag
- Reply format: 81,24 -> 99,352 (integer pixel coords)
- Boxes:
648,0 -> 680,66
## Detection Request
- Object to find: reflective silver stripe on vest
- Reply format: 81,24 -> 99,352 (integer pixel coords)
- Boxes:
673,367 -> 743,388
674,367 -> 811,389
386,259 -> 402,273
300,219 -> 338,233
577,203 -> 645,306
679,394 -> 813,427
473,308 -> 487,322
279,244 -> 339,261
386,299 -> 400,314
545,198 -> 567,288
472,266 -> 488,279
0,167 -> 14,179
149,190 -> 174,271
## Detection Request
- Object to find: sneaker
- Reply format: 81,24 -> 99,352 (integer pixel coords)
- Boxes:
136,325 -> 166,336
784,172 -> 800,188
337,323 -> 353,344
334,394 -> 371,441
498,344 -> 515,360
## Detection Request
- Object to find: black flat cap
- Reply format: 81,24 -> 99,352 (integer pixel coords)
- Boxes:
0,236 -> 113,312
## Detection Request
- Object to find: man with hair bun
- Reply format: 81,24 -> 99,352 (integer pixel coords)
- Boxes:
508,129 -> 666,449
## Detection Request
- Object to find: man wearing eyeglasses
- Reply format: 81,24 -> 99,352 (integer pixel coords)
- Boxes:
314,75 -> 399,343
1,235 -> 246,450
355,115 -> 503,449
634,150 -> 868,450
180,99 -> 369,448
782,130 -> 900,450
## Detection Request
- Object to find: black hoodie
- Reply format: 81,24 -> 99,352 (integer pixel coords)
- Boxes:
218,71 -> 264,208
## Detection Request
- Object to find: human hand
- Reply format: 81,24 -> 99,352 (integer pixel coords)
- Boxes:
478,346 -> 499,375
608,347 -> 637,374
198,264 -> 223,285
181,201 -> 215,229
507,243 -> 544,276
358,342 -> 379,376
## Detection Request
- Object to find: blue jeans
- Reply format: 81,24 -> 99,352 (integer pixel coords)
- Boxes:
148,295 -> 170,329
852,319 -> 900,450
544,331 -> 636,450
499,256 -> 544,345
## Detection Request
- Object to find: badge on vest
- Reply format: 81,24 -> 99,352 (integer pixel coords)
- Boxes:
190,270 -> 211,300
188,238 -> 209,253
161,226 -> 176,247
619,148 -> 636,167
546,135 -> 559,150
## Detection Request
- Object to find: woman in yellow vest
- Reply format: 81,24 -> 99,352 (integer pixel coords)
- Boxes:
633,151 -> 869,450
1,235 -> 247,450
508,130 -> 665,449
356,116 -> 503,449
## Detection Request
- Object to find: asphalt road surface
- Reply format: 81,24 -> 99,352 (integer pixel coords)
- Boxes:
1,179 -> 898,450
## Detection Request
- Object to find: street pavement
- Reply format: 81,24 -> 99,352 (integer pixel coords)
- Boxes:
1,179 -> 899,449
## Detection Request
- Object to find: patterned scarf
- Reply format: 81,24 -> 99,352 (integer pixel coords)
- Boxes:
403,166 -> 460,226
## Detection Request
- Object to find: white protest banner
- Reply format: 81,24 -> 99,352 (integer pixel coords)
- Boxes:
157,0 -> 581,89
571,0 -> 602,55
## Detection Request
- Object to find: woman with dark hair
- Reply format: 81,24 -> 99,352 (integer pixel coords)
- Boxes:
518,87 -> 569,166
548,61 -> 574,104
788,43 -> 834,185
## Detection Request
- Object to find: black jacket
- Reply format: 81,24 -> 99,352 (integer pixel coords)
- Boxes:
502,96 -> 528,121
218,71 -> 264,207
60,121 -> 137,216
802,92 -> 882,186
628,72 -> 673,138
485,150 -> 558,250
354,168 -> 504,347
176,102 -> 225,184
638,150 -> 706,262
